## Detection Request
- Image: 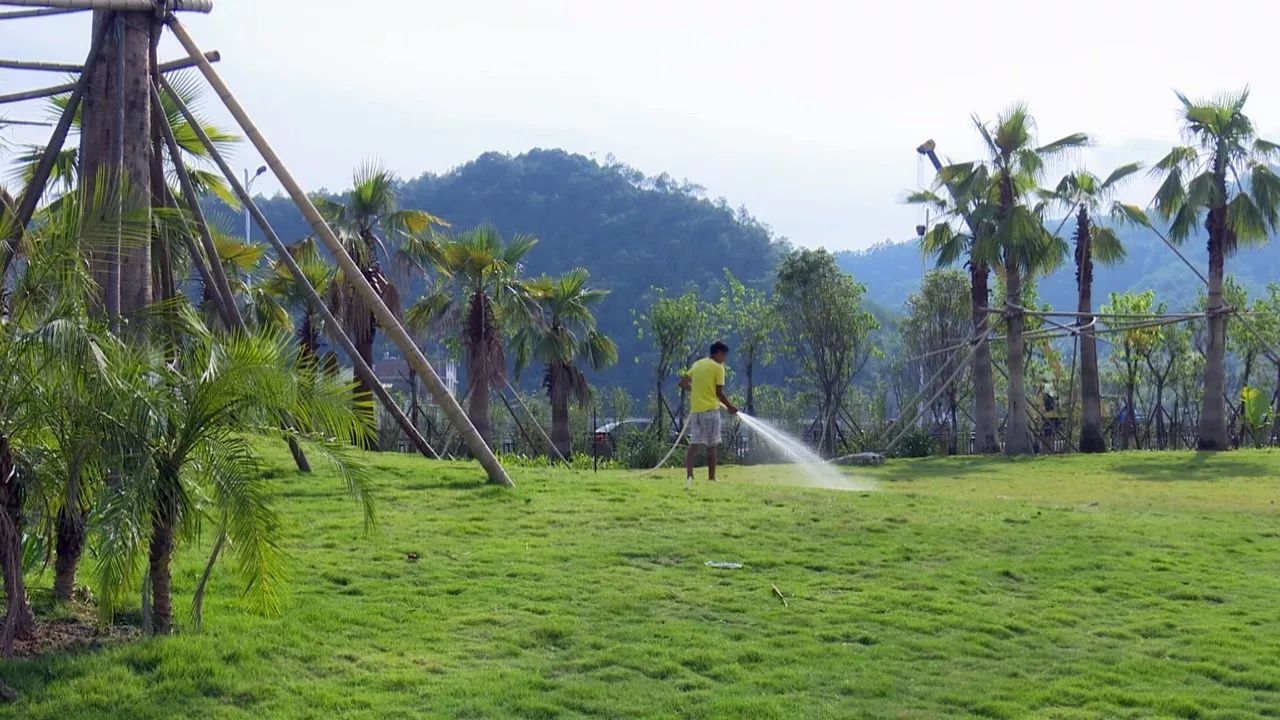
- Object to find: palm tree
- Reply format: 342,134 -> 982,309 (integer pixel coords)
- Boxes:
909,175 -> 1001,454
98,323 -> 374,634
0,184 -> 137,651
1047,163 -> 1141,452
513,269 -> 619,457
1151,89 -> 1280,450
971,105 -> 1085,455
254,237 -> 336,365
404,225 -> 537,450
317,162 -> 446,436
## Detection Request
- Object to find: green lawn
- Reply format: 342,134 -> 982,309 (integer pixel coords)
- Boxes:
4,448 -> 1280,719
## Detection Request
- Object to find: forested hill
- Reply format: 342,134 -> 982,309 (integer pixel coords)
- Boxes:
837,226 -> 1280,313
244,149 -> 788,392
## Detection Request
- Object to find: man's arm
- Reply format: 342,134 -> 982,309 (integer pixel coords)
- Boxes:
678,375 -> 691,392
716,385 -> 738,415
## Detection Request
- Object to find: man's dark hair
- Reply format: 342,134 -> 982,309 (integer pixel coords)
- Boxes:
710,341 -> 730,356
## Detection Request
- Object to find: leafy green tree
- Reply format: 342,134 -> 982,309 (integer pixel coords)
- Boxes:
1151,89 -> 1280,450
1143,313 -> 1193,449
711,270 -> 777,416
970,105 -> 1085,455
774,249 -> 878,456
513,268 -> 618,457
633,289 -> 703,434
404,225 -> 537,448
1047,163 -> 1142,452
1102,291 -> 1162,449
900,270 -> 971,454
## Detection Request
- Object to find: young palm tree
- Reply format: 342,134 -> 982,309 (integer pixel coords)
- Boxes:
1151,89 -> 1280,450
317,162 -> 446,435
404,225 -> 537,449
97,322 -> 374,634
513,269 -> 619,457
1047,163 -> 1142,452
0,185 -> 137,651
909,174 -> 1001,454
971,105 -> 1085,455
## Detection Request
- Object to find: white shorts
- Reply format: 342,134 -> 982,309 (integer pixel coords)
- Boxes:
688,410 -> 722,446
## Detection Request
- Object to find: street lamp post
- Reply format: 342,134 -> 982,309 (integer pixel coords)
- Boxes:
243,165 -> 267,240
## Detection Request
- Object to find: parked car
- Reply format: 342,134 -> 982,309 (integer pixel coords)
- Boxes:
591,418 -> 654,457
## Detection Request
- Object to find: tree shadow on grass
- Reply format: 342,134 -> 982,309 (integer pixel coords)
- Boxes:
872,456 -> 1026,483
1109,453 -> 1273,482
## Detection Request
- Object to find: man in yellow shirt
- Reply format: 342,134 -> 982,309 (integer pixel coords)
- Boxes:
679,341 -> 738,488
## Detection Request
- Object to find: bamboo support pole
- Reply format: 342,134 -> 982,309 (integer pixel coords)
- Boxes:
0,0 -> 211,11
154,81 -> 314,472
0,51 -> 219,106
503,380 -> 568,462
0,58 -> 82,72
161,78 -> 440,461
149,82 -> 236,327
0,6 -> 81,18
165,18 -> 508,485
881,325 -> 995,457
0,15 -> 110,279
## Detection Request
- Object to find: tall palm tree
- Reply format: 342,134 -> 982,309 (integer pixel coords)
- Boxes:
317,162 -> 445,434
404,225 -> 537,449
971,105 -> 1085,455
1047,163 -> 1141,452
1151,89 -> 1280,450
513,269 -> 619,457
909,174 -> 1001,454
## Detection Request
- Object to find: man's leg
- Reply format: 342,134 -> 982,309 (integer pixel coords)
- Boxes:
706,446 -> 718,481
685,443 -> 701,488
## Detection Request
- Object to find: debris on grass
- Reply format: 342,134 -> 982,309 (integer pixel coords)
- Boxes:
772,583 -> 789,607
705,561 -> 743,569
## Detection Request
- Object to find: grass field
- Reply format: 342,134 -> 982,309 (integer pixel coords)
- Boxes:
3,448 -> 1280,719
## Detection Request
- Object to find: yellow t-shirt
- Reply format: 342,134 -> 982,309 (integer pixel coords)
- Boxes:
688,357 -> 726,413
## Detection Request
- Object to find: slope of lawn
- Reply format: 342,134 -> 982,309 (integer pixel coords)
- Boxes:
4,448 -> 1280,719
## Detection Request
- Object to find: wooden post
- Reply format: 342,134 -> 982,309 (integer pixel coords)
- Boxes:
165,19 -> 509,486
157,79 -> 440,462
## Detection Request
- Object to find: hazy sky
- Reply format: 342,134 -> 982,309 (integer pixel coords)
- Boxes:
4,0 -> 1279,251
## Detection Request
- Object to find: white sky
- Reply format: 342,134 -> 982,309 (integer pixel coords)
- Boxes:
4,0 -> 1279,251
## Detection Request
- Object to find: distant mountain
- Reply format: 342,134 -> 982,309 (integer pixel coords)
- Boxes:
837,226 -> 1280,313
240,149 -> 788,394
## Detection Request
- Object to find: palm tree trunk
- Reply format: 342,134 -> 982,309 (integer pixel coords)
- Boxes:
53,506 -> 85,603
1199,207 -> 1230,450
970,262 -> 1000,453
148,506 -> 176,635
549,364 -> 572,458
1075,208 -> 1106,452
468,373 -> 493,450
0,437 -> 34,655
1004,262 -> 1033,455
53,459 -> 85,602
351,311 -> 381,451
745,359 -> 755,416
116,11 -> 153,316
